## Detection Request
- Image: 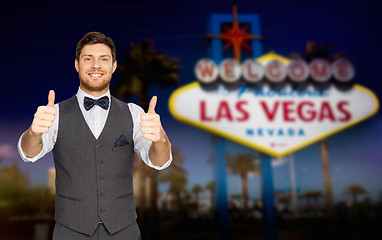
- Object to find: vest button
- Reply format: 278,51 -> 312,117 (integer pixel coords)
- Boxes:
98,176 -> 104,180
99,208 -> 105,213
98,160 -> 103,164
99,192 -> 105,197
96,144 -> 101,149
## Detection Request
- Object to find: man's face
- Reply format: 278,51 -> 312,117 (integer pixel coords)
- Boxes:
75,43 -> 117,96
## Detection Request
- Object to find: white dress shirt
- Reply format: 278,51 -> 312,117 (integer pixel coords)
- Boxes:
17,87 -> 172,170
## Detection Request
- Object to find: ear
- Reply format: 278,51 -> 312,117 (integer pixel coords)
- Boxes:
112,60 -> 117,74
74,59 -> 79,73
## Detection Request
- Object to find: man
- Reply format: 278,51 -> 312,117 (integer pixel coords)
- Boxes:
18,32 -> 172,239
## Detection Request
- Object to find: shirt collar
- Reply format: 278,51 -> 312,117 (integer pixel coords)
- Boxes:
76,87 -> 111,109
77,87 -> 110,100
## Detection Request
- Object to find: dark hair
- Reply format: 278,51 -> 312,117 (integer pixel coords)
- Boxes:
76,32 -> 116,63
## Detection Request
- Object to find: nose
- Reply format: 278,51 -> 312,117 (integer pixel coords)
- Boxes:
92,59 -> 101,69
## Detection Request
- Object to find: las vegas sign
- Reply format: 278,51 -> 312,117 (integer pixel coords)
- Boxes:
169,52 -> 379,157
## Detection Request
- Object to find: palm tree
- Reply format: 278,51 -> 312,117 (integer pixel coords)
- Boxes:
226,152 -> 260,211
302,41 -> 345,219
310,191 -> 323,209
182,190 -> 193,207
112,39 -> 181,106
303,192 -> 313,210
319,140 -> 335,218
205,181 -> 215,210
345,184 -> 367,204
159,147 -> 188,210
111,39 -> 181,229
303,190 -> 323,214
191,184 -> 203,206
0,161 -> 30,218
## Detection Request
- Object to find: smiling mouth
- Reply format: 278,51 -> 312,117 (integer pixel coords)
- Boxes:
89,73 -> 103,78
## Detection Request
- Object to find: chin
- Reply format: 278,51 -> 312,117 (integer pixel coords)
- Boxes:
81,82 -> 109,93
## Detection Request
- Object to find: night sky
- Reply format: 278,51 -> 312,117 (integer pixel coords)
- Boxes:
1,0 -> 382,204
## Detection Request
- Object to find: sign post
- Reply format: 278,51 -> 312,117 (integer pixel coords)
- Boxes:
215,136 -> 230,240
261,155 -> 277,240
208,10 -> 266,239
169,6 -> 379,240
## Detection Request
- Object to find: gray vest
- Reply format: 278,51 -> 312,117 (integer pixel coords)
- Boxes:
52,95 -> 136,236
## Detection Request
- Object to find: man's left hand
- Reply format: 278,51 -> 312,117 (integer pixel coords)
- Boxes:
140,96 -> 164,143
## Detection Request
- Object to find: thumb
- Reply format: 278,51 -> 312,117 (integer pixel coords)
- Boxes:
47,90 -> 55,107
147,96 -> 157,114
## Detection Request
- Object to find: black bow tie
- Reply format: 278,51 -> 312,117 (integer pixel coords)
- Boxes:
84,96 -> 109,111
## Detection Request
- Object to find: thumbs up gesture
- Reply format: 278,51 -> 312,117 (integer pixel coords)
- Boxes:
30,90 -> 57,135
140,96 -> 164,143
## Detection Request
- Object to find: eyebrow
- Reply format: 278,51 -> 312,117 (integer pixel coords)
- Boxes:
81,54 -> 111,58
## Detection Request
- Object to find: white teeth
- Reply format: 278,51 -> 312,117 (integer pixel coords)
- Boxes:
90,73 -> 102,77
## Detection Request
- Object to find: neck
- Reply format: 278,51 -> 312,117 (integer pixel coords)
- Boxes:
80,85 -> 109,98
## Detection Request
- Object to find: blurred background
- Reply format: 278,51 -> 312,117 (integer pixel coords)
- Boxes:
1,0 -> 381,239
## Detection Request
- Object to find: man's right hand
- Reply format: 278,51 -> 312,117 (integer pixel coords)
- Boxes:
21,90 -> 57,158
30,90 -> 57,135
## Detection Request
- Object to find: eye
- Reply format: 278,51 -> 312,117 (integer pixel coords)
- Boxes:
84,57 -> 92,62
101,58 -> 109,62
